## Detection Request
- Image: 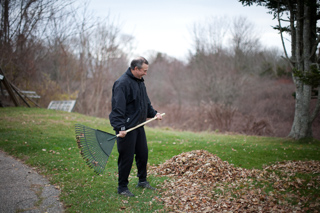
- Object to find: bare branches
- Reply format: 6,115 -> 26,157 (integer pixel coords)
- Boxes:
191,16 -> 229,55
277,1 -> 293,68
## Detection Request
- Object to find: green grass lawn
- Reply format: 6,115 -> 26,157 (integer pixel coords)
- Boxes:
0,107 -> 319,212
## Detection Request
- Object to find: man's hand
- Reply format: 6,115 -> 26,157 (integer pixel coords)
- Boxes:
155,113 -> 163,120
118,131 -> 127,138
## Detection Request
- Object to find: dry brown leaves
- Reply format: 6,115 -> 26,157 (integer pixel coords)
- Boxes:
150,150 -> 320,212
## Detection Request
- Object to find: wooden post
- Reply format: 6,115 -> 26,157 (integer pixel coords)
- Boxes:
11,83 -> 41,107
0,68 -> 19,106
10,83 -> 31,107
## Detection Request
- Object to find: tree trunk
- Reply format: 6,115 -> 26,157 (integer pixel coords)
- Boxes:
289,81 -> 313,139
288,0 -> 318,139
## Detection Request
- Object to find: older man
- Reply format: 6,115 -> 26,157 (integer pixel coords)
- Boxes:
109,57 -> 162,197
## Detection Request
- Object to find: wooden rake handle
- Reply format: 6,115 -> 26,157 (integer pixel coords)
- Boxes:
116,113 -> 165,137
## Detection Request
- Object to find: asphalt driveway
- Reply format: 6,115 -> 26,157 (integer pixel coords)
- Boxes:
0,150 -> 64,213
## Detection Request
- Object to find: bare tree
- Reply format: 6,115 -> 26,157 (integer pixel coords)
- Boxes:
0,0 -> 74,61
191,16 -> 229,55
75,18 -> 130,117
188,16 -> 250,105
230,16 -> 262,74
146,52 -> 187,107
0,0 -> 75,96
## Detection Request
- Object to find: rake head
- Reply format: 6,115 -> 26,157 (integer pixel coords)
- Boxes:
75,124 -> 116,174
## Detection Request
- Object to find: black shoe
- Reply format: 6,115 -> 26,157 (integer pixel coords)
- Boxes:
118,189 -> 135,197
137,181 -> 156,190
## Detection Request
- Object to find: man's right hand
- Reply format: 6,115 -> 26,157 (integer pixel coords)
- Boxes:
118,131 -> 127,138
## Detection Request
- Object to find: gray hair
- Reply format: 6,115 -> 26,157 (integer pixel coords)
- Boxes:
130,57 -> 149,70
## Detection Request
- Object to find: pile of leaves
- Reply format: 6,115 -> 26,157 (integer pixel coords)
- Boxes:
150,150 -> 320,212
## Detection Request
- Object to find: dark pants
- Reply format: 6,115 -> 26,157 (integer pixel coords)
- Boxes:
116,127 -> 148,192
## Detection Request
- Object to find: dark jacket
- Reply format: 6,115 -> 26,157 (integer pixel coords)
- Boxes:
109,67 -> 157,131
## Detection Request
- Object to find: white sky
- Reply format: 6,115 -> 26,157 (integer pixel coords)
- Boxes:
86,0 -> 290,61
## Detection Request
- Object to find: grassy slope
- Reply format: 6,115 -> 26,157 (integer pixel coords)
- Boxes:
0,107 -> 319,212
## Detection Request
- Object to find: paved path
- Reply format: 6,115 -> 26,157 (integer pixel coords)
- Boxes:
0,150 -> 64,213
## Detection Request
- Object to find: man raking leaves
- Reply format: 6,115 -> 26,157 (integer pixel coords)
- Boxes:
109,57 -> 163,197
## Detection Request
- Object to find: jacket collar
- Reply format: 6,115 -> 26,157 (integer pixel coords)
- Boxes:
126,67 -> 144,82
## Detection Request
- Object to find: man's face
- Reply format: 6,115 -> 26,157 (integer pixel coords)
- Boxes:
132,63 -> 148,79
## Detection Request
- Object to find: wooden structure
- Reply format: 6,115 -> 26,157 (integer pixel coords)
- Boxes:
0,68 -> 40,107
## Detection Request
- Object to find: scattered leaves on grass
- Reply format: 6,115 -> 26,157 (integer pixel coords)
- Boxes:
150,150 -> 320,212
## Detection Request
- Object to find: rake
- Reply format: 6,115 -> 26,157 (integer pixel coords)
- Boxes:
75,113 -> 165,175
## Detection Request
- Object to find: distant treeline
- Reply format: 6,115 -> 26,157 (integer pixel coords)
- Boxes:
2,1 -> 318,138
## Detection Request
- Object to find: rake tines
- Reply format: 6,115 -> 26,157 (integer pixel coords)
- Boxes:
75,113 -> 165,174
75,124 -> 116,175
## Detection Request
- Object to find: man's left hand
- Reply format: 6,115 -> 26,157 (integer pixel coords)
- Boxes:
155,113 -> 162,120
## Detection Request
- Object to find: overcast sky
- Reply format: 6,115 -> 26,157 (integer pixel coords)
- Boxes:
86,0 -> 289,61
